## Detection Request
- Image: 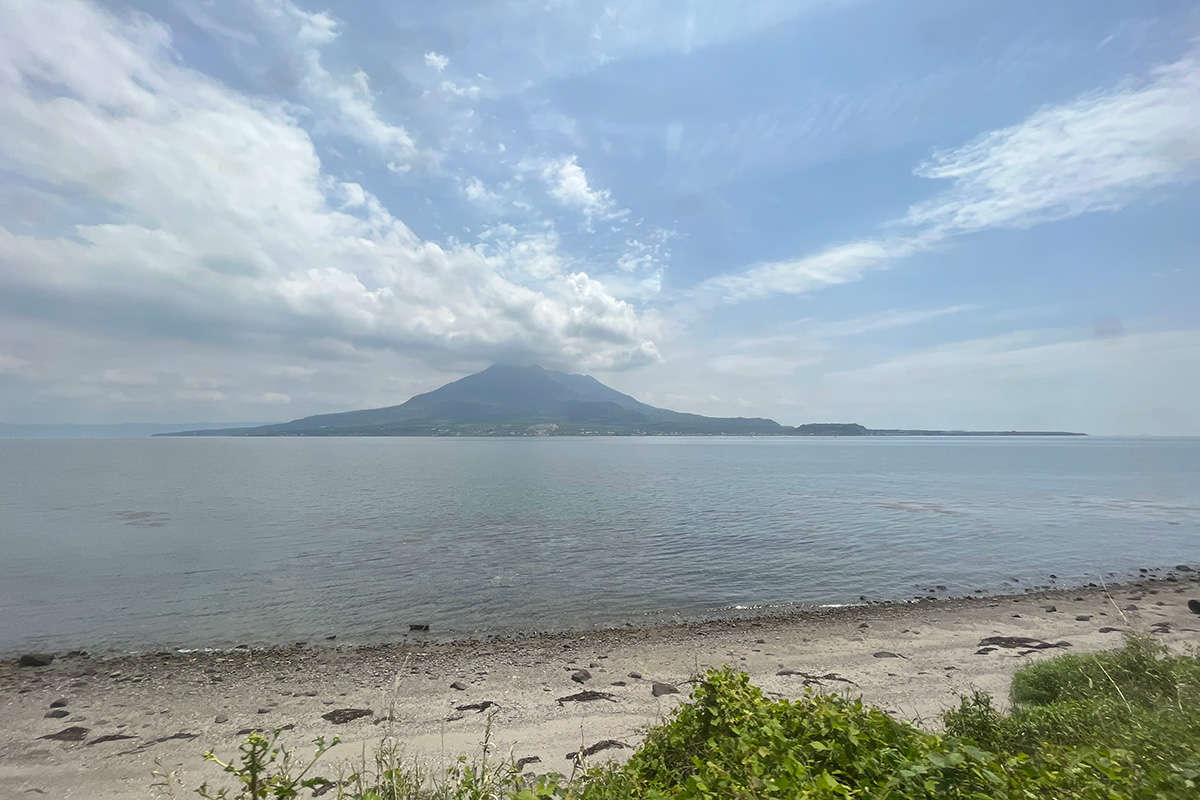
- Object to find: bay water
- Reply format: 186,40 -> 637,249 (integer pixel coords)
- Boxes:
1,436 -> 1197,655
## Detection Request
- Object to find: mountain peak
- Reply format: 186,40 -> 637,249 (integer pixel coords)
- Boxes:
483,362 -> 546,372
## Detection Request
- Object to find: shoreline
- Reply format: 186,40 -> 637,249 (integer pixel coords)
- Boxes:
3,570 -> 1199,799
3,565 -> 1194,662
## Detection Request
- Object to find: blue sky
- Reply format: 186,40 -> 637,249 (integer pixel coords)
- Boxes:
1,0 -> 1198,434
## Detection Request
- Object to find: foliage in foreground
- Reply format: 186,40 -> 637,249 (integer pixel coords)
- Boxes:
186,636 -> 1200,799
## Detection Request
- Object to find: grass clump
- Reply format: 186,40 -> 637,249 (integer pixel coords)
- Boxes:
191,636 -> 1200,799
943,634 -> 1200,796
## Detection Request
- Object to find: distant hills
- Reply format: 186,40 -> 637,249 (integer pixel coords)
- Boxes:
161,364 -> 1085,437
0,421 -> 275,440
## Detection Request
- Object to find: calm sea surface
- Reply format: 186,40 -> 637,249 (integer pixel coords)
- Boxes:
0,436 -> 1197,655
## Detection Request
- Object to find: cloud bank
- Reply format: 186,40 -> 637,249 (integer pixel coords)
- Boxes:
0,0 -> 660,375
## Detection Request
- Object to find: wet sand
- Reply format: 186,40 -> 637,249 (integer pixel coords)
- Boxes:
3,572 -> 1199,799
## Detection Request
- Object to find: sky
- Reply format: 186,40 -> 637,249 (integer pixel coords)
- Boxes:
1,0 -> 1198,435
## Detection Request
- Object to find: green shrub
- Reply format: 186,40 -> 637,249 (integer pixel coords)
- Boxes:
576,668 -> 1013,799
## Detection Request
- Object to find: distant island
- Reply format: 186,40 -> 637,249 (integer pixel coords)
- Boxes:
0,421 -> 276,440
160,364 -> 1085,438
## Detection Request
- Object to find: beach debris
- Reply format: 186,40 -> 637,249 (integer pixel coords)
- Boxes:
322,708 -> 372,724
450,681 -> 467,691
627,672 -> 642,679
651,682 -> 680,697
236,725 -> 294,736
39,727 -> 89,742
49,699 -> 67,708
409,623 -> 430,632
1188,599 -> 1200,615
872,651 -> 904,659
1044,606 -> 1057,613
975,647 -> 998,655
570,669 -> 592,683
610,681 -> 627,687
114,731 -> 201,756
556,690 -> 616,705
44,710 -> 69,719
776,669 -> 858,687
18,653 -> 54,668
978,636 -> 1070,650
86,734 -> 136,746
568,739 -> 632,761
456,700 -> 498,713
1075,615 -> 1092,621
1098,627 -> 1122,633
311,781 -> 339,798
516,756 -> 542,771
215,715 -> 229,723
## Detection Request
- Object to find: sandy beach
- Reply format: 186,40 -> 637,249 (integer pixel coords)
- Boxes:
3,571 -> 1198,799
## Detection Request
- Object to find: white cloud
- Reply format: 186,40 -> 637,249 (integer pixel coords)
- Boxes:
907,51 -> 1200,235
592,270 -> 663,303
440,80 -> 481,100
696,48 -> 1200,306
424,51 -> 449,72
80,369 -> 158,387
0,354 -> 29,373
173,0 -> 258,45
175,389 -> 229,402
0,0 -> 660,381
265,365 -> 317,378
256,392 -> 293,405
253,1 -> 422,168
535,155 -> 629,226
303,60 -> 419,165
483,230 -> 567,282
292,7 -> 338,45
814,305 -> 978,338
708,354 -> 819,378
182,374 -> 230,389
690,237 -> 928,306
615,228 -> 674,274
462,176 -> 502,208
694,304 -> 976,378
